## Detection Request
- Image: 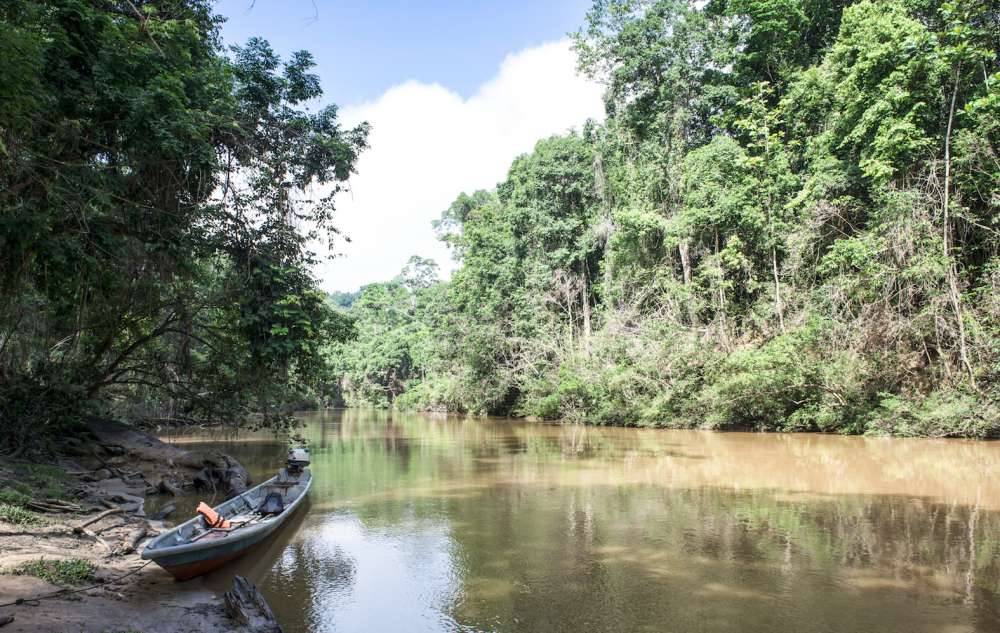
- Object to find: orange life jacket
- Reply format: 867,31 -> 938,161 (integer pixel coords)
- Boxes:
196,502 -> 230,529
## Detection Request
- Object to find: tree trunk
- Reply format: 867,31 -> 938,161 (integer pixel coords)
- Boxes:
772,246 -> 785,334
715,231 -> 729,350
581,266 -> 592,356
594,150 -> 616,308
679,241 -> 697,326
567,297 -> 574,348
943,63 -> 977,389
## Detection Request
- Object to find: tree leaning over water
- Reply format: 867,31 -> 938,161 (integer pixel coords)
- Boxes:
0,0 -> 368,451
333,0 -> 1000,437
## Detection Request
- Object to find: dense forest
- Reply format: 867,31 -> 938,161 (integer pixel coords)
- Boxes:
0,0 -> 367,452
1,0 -> 997,447
331,0 -> 1000,437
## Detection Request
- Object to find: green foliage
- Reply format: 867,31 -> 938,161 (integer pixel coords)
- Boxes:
0,0 -> 367,446
329,291 -> 361,309
331,0 -> 999,438
698,319 -> 870,432
4,463 -> 70,501
0,503 -> 42,526
0,488 -> 31,507
327,257 -> 446,408
11,558 -> 95,585
6,0 -> 994,438
867,391 -> 1000,438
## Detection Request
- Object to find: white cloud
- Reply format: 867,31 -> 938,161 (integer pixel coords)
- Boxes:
312,39 -> 605,292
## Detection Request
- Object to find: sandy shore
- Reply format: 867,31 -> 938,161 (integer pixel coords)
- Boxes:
0,420 -> 258,632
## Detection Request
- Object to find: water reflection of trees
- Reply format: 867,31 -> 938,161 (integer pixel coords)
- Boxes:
261,530 -> 358,633
238,412 -> 1000,632
443,484 -> 1000,632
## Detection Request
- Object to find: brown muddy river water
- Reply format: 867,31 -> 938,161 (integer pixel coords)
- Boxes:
160,410 -> 1000,632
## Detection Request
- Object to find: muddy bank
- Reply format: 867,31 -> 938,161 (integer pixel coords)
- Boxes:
0,419 -> 265,633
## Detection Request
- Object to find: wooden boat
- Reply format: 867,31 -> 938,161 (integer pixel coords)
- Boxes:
142,449 -> 312,580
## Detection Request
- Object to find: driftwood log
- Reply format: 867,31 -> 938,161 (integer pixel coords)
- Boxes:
26,499 -> 82,513
78,527 -> 112,552
75,507 -> 123,531
115,525 -> 148,555
224,576 -> 282,633
71,507 -> 123,552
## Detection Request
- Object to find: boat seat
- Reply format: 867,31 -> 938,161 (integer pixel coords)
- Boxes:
258,491 -> 285,515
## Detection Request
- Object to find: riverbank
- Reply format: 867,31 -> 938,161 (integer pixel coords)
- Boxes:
339,395 -> 1000,440
0,419 -> 256,633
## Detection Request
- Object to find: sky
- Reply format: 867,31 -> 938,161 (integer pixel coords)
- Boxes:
215,0 -> 605,291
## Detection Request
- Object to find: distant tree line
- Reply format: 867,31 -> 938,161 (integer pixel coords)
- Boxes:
331,0 -> 1000,437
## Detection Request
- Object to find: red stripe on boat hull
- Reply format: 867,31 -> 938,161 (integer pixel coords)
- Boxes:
159,550 -> 245,581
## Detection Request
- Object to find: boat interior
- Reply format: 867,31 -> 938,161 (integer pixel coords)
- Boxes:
149,468 -> 312,549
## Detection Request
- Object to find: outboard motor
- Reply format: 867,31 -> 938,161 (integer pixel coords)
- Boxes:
286,447 -> 310,476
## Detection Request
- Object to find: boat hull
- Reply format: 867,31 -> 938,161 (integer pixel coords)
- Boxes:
161,550 -> 244,581
143,467 -> 311,581
151,520 -> 279,580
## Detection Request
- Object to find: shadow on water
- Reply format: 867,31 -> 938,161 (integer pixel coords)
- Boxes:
159,410 -> 1000,633
199,497 -> 313,593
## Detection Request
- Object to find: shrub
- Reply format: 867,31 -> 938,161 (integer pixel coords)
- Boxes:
866,391 -> 1000,438
11,558 -> 95,585
0,503 -> 42,526
395,374 -> 469,413
10,462 -> 68,500
699,319 -> 868,432
0,488 -> 31,506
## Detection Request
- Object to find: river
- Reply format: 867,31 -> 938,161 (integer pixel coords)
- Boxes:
159,409 -> 1000,632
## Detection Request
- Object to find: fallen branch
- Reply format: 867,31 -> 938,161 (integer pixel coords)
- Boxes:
78,527 -> 112,553
26,499 -> 82,513
91,450 -> 126,479
75,507 -> 123,531
116,526 -> 148,555
127,525 -> 147,549
93,517 -> 127,535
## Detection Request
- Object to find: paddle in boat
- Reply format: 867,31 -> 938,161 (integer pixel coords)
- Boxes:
142,448 -> 312,580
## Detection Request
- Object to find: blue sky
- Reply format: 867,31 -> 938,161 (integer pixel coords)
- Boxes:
215,0 -> 593,104
214,0 -> 605,291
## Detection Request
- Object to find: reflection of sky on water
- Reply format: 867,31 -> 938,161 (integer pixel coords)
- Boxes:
283,511 -> 465,633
